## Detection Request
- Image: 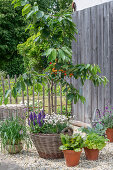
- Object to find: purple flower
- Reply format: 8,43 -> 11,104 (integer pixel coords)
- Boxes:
105,106 -> 108,110
33,112 -> 37,120
29,112 -> 33,121
38,120 -> 42,127
38,112 -> 41,121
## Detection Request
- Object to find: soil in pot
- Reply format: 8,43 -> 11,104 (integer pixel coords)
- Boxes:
106,128 -> 113,142
6,143 -> 23,154
84,148 -> 99,160
63,150 -> 82,167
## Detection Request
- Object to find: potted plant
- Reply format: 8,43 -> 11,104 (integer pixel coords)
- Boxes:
0,117 -> 31,154
97,106 -> 113,142
28,110 -> 73,159
83,133 -> 107,160
59,133 -> 83,167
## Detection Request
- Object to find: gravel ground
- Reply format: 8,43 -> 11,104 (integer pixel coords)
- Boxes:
0,127 -> 113,170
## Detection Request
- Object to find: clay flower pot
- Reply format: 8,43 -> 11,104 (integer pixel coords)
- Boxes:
63,150 -> 82,167
106,128 -> 113,142
84,148 -> 99,160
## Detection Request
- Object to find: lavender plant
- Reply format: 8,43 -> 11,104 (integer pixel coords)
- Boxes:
28,111 -> 68,134
97,106 -> 113,130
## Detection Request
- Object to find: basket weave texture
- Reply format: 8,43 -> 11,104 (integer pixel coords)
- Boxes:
30,127 -> 73,159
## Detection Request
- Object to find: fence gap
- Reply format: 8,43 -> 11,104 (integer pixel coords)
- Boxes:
48,81 -> 51,114
27,85 -> 29,114
43,86 -> 45,111
33,86 -> 35,111
51,80 -> 54,113
1,76 -> 5,104
70,77 -> 73,115
66,84 -> 68,115
38,92 -> 40,113
60,82 -> 62,114
7,75 -> 12,104
22,90 -> 24,104
54,83 -> 57,114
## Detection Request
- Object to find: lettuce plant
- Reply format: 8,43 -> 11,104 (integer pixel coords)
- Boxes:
59,133 -> 84,152
84,133 -> 108,150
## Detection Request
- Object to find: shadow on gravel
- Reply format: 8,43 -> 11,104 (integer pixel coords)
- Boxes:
0,162 -> 25,170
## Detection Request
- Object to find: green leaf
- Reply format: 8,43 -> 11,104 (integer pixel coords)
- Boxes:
51,49 -> 57,60
58,49 -> 66,61
43,48 -> 53,56
21,0 -> 28,6
32,5 -> 39,13
0,97 -> 3,105
26,10 -> 35,19
5,90 -> 11,98
12,87 -> 17,98
21,81 -> 25,91
26,6 -> 39,19
74,148 -> 81,152
22,4 -> 31,16
59,145 -> 67,150
62,47 -> 72,57
14,1 -> 21,8
36,11 -> 44,20
4,97 -> 8,105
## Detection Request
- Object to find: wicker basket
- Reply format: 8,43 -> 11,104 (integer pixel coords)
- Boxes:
30,127 -> 73,159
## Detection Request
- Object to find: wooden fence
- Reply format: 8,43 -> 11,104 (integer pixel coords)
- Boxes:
72,1 -> 113,123
0,75 -> 72,115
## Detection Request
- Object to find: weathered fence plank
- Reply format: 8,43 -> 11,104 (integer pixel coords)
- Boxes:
14,75 -> 18,104
72,1 -> 113,122
110,1 -> 113,106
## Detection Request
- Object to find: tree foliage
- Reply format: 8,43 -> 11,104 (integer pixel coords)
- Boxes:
3,0 -> 108,105
0,0 -> 29,76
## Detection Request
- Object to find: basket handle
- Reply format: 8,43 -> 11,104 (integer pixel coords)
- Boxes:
61,127 -> 73,136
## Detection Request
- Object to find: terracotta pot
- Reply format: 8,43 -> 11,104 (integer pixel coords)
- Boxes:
84,148 -> 99,160
63,150 -> 82,167
106,128 -> 113,142
6,143 -> 23,154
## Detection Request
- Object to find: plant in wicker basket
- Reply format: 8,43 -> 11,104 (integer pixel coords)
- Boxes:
28,110 -> 73,159
0,117 -> 31,154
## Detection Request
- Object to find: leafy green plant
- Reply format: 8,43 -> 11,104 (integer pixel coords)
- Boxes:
59,133 -> 84,152
79,123 -> 105,136
84,133 -> 108,150
0,117 -> 31,151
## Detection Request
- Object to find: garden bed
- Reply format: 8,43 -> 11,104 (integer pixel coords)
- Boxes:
0,141 -> 113,170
